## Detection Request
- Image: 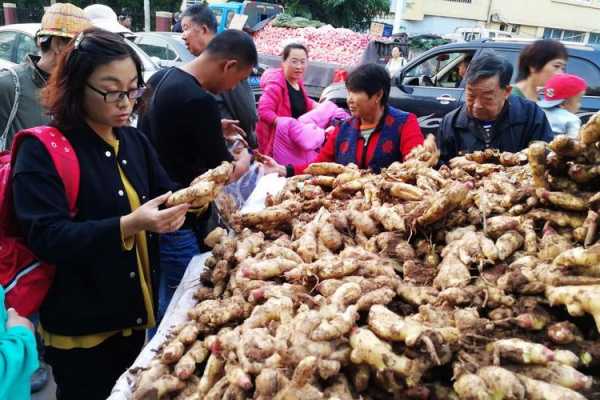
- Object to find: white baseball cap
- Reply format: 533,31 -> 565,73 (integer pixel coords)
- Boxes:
84,4 -> 131,34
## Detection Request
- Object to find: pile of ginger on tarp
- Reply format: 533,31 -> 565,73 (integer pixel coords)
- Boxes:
133,114 -> 600,400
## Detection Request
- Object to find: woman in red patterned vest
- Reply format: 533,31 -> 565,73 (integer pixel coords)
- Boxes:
262,63 -> 425,177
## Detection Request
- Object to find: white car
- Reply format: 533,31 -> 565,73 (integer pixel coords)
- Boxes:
0,58 -> 16,68
0,23 -> 159,81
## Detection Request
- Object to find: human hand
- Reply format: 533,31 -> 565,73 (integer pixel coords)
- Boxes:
256,152 -> 286,176
423,134 -> 439,156
6,308 -> 34,333
121,192 -> 189,236
221,119 -> 247,144
237,148 -> 253,166
231,140 -> 249,160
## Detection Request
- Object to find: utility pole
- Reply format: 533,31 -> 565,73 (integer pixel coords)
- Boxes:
144,0 -> 150,32
486,0 -> 493,26
393,0 -> 405,34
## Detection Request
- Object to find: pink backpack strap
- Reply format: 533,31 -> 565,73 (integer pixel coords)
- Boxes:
11,126 -> 80,216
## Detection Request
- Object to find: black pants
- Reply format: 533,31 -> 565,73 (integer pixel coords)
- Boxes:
45,330 -> 145,400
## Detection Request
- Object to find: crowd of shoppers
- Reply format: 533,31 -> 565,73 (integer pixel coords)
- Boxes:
0,2 -> 592,399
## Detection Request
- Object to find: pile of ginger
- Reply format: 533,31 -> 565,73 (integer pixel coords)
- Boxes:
133,117 -> 600,399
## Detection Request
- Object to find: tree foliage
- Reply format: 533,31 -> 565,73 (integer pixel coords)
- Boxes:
11,0 -> 389,31
277,0 -> 390,30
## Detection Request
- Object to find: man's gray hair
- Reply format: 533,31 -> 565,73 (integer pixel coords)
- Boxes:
181,4 -> 217,33
465,53 -> 513,88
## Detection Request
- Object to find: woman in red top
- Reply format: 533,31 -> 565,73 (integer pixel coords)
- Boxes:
263,63 -> 424,176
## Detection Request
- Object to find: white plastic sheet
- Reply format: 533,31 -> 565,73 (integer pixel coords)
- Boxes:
108,253 -> 209,400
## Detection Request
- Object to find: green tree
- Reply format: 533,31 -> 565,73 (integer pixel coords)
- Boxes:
13,0 -> 183,31
278,0 -> 390,30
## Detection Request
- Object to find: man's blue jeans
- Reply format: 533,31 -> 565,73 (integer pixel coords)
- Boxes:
156,229 -> 199,327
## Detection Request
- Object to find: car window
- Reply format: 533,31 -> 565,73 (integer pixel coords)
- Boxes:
127,41 -> 157,73
15,33 -> 38,64
0,31 -> 18,63
138,36 -> 177,61
404,51 -> 474,88
566,57 -> 600,97
489,49 -> 519,82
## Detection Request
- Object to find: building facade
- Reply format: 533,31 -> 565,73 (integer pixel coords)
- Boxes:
389,0 -> 600,44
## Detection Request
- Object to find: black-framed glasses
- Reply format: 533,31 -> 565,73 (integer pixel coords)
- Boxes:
86,83 -> 146,104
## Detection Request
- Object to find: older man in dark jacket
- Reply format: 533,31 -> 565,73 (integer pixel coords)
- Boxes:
437,53 -> 553,164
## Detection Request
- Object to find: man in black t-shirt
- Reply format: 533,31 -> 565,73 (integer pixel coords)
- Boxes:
178,3 -> 258,148
139,30 -> 257,325
140,29 -> 256,187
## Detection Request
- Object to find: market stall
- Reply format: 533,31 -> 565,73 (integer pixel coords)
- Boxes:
116,116 -> 600,399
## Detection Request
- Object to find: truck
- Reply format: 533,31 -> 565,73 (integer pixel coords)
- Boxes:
180,1 -> 283,32
180,1 -> 408,100
443,27 -> 513,43
253,37 -> 409,99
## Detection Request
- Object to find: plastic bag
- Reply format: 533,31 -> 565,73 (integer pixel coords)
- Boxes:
214,163 -> 264,226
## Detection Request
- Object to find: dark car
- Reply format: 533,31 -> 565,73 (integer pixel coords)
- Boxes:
321,39 -> 600,135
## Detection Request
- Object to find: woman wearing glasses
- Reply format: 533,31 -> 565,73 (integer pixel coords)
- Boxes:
256,43 -> 317,158
11,28 -> 189,399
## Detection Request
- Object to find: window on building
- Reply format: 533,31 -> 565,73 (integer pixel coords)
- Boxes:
589,32 -> 600,44
543,28 -> 585,42
564,30 -> 586,42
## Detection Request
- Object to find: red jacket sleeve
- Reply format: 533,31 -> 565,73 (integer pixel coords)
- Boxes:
258,82 -> 283,126
399,113 -> 424,159
293,126 -> 339,175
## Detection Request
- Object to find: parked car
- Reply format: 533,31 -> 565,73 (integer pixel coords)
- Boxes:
0,58 -> 16,68
0,23 -> 40,65
321,39 -> 600,135
131,31 -> 266,101
131,32 -> 194,68
0,23 -> 159,82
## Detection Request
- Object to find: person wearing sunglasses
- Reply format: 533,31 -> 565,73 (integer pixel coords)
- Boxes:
11,28 -> 191,399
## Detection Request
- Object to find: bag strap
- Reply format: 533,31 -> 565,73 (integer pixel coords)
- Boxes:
11,126 -> 80,216
0,66 -> 21,151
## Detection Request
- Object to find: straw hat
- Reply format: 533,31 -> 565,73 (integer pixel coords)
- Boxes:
37,3 -> 91,39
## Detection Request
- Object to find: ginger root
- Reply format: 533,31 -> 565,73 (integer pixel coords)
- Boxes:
350,327 -> 428,386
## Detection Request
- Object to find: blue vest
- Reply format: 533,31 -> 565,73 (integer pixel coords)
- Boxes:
335,106 -> 409,173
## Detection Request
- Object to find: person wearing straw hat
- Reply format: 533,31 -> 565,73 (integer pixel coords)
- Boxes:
0,3 -> 90,151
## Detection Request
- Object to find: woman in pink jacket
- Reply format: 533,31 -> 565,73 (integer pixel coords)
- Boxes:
256,43 -> 316,156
